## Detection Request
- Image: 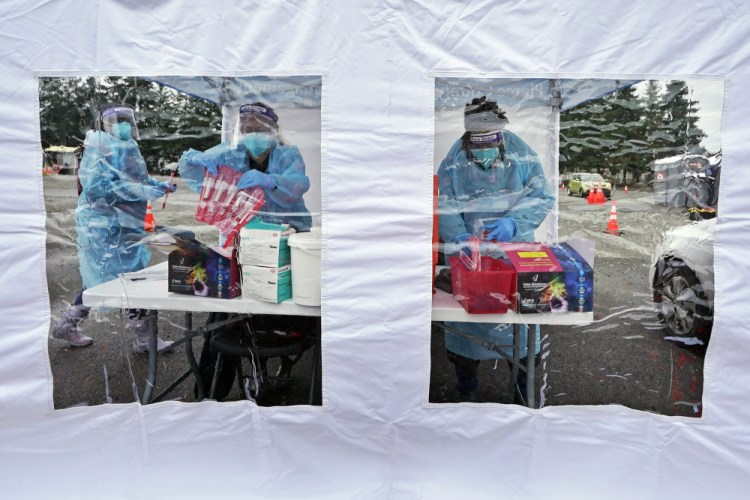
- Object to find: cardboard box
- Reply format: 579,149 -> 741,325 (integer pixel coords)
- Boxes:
501,241 -> 594,314
168,245 -> 241,299
241,264 -> 292,303
237,219 -> 295,268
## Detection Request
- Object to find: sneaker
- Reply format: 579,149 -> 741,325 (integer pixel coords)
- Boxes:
51,316 -> 93,347
132,337 -> 174,354
128,315 -> 174,353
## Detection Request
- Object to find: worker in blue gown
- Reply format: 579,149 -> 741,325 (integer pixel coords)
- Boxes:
437,96 -> 555,404
178,101 -> 312,234
51,103 -> 175,352
178,102 -> 316,401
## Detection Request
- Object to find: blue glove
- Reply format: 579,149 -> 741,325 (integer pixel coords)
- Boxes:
187,150 -> 219,176
484,218 -> 515,242
158,181 -> 177,193
237,169 -> 276,190
143,184 -> 167,200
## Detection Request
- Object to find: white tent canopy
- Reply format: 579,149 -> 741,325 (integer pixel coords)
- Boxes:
2,1 -> 750,498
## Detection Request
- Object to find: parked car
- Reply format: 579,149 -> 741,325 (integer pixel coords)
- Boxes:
650,218 -> 715,348
567,172 -> 612,198
159,162 -> 179,176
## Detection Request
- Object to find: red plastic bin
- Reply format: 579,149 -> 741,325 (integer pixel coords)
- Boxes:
449,256 -> 517,314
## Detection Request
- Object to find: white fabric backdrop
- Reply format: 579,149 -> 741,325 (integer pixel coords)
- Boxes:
1,0 -> 749,497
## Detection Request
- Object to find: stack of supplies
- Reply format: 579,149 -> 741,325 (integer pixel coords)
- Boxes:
237,219 -> 296,303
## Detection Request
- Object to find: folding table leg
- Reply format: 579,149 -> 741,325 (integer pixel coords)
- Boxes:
142,310 -> 159,404
526,324 -> 536,409
509,324 -> 520,404
183,312 -> 205,401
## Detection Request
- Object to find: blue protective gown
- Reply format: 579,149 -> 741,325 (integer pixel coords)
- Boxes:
76,131 -> 163,289
179,140 -> 312,232
438,130 -> 555,360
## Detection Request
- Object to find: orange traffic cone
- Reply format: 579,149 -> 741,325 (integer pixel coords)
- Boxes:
624,185 -> 629,194
606,201 -> 621,235
144,201 -> 156,232
587,188 -> 596,204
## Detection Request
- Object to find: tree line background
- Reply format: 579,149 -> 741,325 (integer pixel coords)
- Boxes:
40,77 -> 711,184
38,76 -> 222,171
560,80 -> 710,185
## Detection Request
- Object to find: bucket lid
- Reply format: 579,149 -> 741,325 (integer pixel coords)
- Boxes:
288,227 -> 321,250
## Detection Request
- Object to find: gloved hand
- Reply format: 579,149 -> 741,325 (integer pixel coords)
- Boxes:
237,169 -> 276,190
158,181 -> 177,193
186,150 -> 219,176
484,218 -> 515,242
143,184 -> 167,200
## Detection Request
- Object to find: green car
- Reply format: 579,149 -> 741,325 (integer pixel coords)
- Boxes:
567,172 -> 612,198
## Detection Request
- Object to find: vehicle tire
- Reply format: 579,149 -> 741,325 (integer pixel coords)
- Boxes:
653,258 -> 712,347
579,188 -> 585,198
567,186 -> 573,196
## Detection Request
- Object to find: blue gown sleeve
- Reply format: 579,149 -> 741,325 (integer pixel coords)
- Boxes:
437,140 -> 469,244
79,133 -> 155,203
502,132 -> 555,238
178,143 -> 236,193
266,146 -> 310,209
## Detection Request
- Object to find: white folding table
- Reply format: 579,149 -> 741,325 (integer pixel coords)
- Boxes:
432,287 -> 593,407
83,262 -> 321,404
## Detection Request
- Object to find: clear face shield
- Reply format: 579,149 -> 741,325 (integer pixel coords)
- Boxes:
467,131 -> 504,169
100,106 -> 139,141
231,104 -> 279,160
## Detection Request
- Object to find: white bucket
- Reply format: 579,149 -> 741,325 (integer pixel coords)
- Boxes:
288,227 -> 322,306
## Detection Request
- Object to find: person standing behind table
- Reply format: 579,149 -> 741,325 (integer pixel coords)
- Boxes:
178,101 -> 312,234
437,96 -> 555,404
51,103 -> 176,353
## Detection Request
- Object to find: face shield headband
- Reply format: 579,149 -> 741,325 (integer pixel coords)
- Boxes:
238,104 -> 279,133
468,131 -> 502,148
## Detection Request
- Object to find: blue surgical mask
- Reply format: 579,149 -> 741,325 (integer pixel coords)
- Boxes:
111,122 -> 132,141
472,147 -> 499,169
241,133 -> 274,158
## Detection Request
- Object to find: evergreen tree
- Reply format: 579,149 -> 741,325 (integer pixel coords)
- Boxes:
606,85 -> 650,184
560,83 -> 647,184
39,76 -> 222,172
657,80 -> 706,158
561,79 -> 710,185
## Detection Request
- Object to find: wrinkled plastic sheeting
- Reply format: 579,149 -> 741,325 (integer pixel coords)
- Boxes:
430,77 -> 722,417
42,74 -> 322,407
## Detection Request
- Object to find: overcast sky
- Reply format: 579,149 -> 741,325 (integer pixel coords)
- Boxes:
636,79 -> 724,154
690,79 -> 724,153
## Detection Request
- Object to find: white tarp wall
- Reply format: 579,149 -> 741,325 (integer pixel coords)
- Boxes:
1,1 -> 749,498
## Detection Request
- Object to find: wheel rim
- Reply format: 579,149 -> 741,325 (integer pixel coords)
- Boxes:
660,274 -> 698,336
